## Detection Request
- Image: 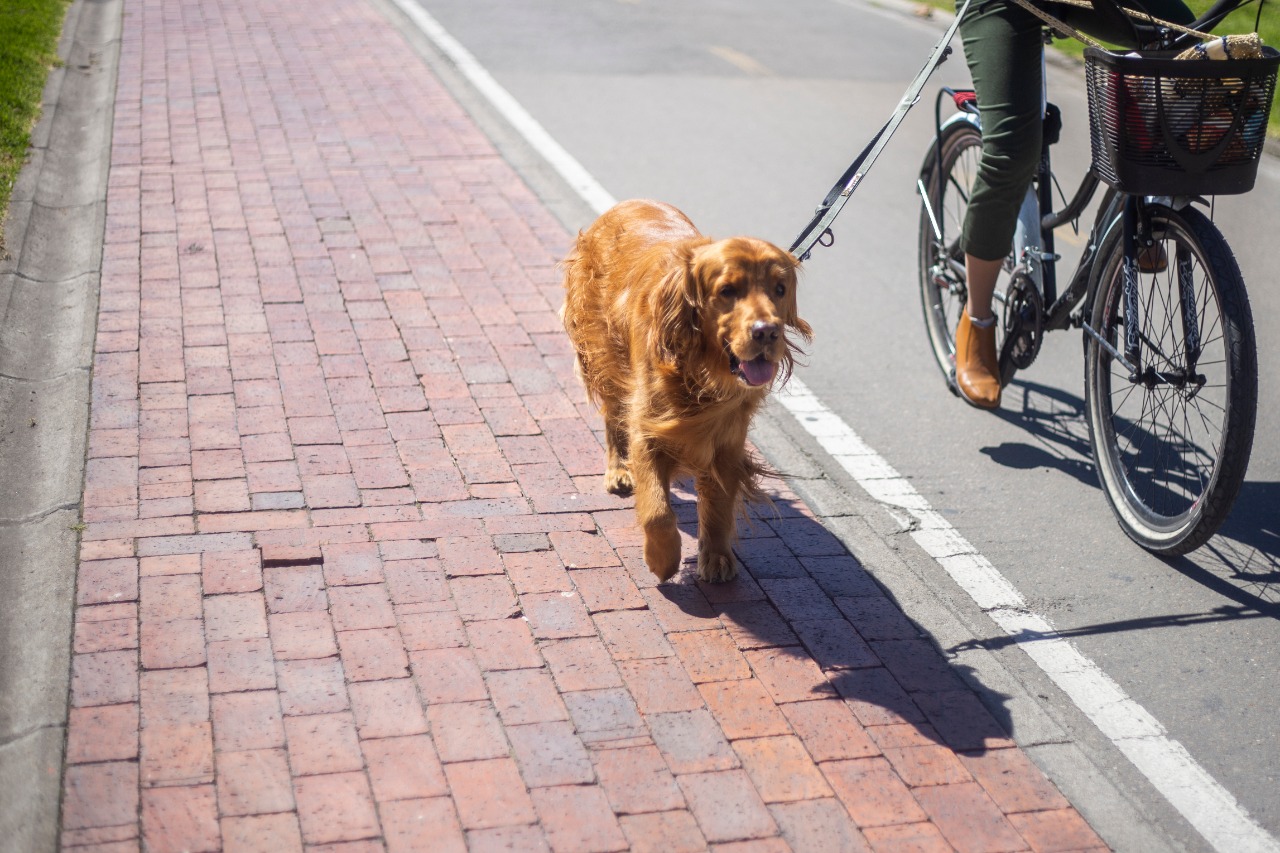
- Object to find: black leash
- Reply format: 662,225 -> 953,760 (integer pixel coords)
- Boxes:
790,0 -> 974,261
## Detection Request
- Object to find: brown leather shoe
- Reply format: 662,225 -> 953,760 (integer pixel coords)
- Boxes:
954,312 -> 1001,409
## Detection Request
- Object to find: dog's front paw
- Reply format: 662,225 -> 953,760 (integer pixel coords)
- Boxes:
696,549 -> 739,584
644,524 -> 681,582
604,466 -> 634,497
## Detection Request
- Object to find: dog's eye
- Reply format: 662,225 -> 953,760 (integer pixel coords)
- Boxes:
775,283 -> 787,297
719,285 -> 737,299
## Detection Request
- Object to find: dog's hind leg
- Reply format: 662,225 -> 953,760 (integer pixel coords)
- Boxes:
632,445 -> 681,582
601,400 -> 634,496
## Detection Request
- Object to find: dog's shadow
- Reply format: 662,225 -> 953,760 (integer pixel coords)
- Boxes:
613,480 -> 1022,757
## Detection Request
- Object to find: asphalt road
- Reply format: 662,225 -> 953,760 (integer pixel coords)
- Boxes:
406,0 -> 1280,847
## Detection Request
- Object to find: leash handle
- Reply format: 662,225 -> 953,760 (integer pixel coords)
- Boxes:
791,0 -> 974,261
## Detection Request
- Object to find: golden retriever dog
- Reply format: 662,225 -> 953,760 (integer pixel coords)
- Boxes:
561,199 -> 811,583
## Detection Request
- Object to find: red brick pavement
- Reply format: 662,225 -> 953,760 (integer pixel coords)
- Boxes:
61,0 -> 1110,850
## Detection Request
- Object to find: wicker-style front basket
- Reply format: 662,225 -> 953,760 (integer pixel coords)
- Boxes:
1084,45 -> 1279,195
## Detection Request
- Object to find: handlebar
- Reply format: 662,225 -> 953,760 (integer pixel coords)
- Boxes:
1180,0 -> 1253,44
1080,0 -> 1253,50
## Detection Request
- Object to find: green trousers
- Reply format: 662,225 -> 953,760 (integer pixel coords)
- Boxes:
958,0 -> 1195,260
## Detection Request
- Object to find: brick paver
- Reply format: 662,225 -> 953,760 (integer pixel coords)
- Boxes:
59,0 -> 1112,849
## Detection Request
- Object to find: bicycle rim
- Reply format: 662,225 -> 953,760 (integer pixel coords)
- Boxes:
1084,206 -> 1257,555
918,124 -> 981,376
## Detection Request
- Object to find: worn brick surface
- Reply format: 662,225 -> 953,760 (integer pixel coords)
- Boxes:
215,748 -> 295,816
532,785 -> 630,852
446,759 -> 539,830
59,0 -> 1110,848
733,735 -> 834,803
677,770 -> 779,844
771,798 -> 870,852
429,701 -> 511,765
592,744 -> 686,816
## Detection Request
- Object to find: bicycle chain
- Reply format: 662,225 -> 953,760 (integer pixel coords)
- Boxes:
1000,268 -> 1046,377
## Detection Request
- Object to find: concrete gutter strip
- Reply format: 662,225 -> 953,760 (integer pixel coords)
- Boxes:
0,0 -> 121,850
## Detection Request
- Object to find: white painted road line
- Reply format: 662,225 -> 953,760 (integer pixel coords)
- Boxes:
389,2 -> 1279,850
386,0 -> 617,216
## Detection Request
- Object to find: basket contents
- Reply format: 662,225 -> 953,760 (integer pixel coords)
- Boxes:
1085,42 -> 1280,195
1175,33 -> 1264,61
1165,36 -> 1267,154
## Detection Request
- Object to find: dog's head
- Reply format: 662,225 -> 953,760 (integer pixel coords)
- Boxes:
653,236 -> 812,393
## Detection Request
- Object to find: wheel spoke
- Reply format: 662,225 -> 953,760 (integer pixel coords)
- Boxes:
1084,206 -> 1255,554
919,126 -> 982,373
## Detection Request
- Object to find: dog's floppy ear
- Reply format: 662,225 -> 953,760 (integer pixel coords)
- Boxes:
777,256 -> 812,385
782,255 -> 813,343
650,243 -> 702,365
786,305 -> 814,343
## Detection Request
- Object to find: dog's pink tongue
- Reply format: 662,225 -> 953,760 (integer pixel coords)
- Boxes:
740,357 -> 777,387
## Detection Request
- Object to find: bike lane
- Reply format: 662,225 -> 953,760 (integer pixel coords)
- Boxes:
58,0 -> 1109,849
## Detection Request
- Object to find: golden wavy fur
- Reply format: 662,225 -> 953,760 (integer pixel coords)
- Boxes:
561,200 -> 812,583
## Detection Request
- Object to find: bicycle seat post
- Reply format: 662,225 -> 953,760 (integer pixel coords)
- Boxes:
1035,32 -> 1058,305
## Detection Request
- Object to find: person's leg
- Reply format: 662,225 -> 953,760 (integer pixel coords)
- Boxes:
964,255 -> 1003,323
958,0 -> 1044,287
954,0 -> 1044,407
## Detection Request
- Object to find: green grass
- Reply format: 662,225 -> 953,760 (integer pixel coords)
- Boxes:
1049,1 -> 1279,59
921,0 -> 1280,135
0,0 -> 72,253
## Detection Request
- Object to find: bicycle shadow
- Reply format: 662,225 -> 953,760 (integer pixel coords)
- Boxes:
983,379 -> 1098,489
945,601 -> 1275,658
982,379 -> 1280,613
1168,480 -> 1280,609
617,482 -> 1020,756
943,488 -> 1280,651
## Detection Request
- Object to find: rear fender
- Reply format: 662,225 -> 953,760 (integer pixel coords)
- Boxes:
918,111 -> 981,184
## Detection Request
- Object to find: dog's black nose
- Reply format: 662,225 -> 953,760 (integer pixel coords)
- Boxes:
751,321 -> 780,342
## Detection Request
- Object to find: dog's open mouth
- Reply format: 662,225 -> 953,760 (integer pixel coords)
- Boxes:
727,350 -> 777,387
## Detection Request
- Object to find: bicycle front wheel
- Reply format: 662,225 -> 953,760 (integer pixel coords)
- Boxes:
1083,204 -> 1257,555
918,121 -> 982,378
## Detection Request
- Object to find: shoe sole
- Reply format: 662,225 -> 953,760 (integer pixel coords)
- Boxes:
948,367 -> 1000,410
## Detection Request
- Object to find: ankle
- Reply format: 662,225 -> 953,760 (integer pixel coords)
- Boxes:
968,313 -> 996,329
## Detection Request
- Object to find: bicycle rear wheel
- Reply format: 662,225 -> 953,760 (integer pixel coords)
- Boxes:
918,122 -> 981,377
1083,204 -> 1257,555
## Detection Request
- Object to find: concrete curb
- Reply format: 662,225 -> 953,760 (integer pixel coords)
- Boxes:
0,0 -> 121,850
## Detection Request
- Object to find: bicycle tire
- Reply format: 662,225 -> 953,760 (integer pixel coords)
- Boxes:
1083,204 -> 1257,555
917,121 -> 982,378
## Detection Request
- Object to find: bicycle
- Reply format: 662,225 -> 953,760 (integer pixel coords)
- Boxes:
915,0 -> 1278,554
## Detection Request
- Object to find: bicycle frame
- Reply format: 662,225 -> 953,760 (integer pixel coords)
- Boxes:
915,0 -> 1260,555
920,30 -> 1209,383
